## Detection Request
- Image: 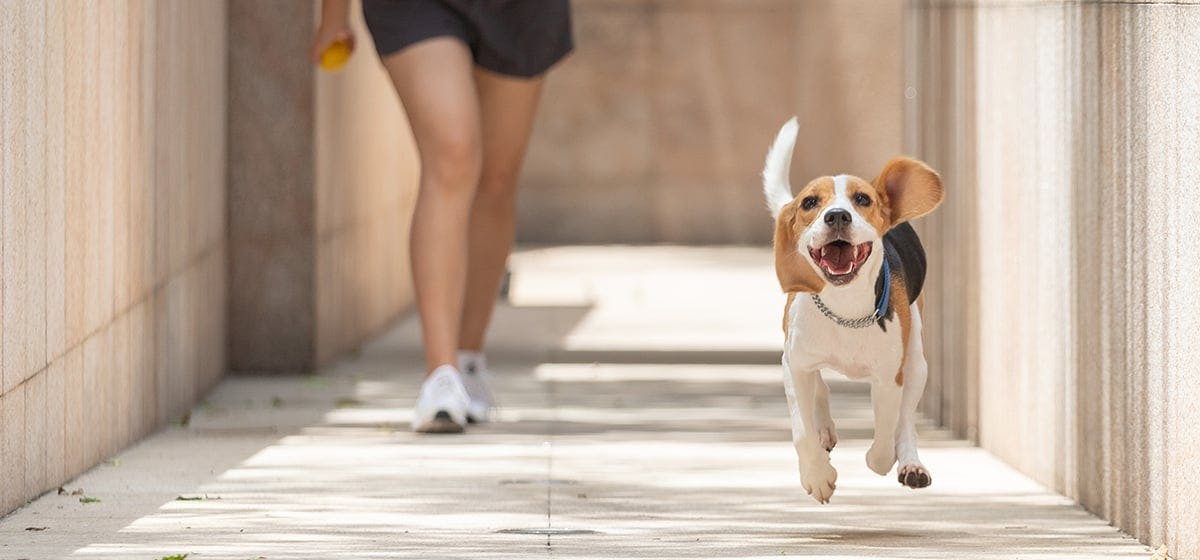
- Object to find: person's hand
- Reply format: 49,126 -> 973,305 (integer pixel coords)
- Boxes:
310,21 -> 355,65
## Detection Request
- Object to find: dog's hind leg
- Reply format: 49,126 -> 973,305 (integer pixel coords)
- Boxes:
895,303 -> 932,488
782,355 -> 838,503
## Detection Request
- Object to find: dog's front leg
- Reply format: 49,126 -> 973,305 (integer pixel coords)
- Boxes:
813,373 -> 837,451
783,357 -> 838,503
865,379 -> 901,475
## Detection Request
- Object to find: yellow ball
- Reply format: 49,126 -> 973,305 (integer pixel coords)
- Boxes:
319,40 -> 351,71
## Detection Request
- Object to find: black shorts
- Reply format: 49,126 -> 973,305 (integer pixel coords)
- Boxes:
362,0 -> 573,78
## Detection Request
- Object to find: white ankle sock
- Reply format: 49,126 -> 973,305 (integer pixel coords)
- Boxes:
457,350 -> 487,374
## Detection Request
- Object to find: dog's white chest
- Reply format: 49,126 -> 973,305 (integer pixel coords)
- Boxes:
785,296 -> 904,379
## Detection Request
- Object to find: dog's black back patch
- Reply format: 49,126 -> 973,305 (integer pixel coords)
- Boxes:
881,222 -> 927,304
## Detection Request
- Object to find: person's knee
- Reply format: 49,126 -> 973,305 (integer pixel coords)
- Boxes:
421,132 -> 482,190
476,167 -> 521,202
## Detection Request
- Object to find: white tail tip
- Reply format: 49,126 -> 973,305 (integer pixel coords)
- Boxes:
762,117 -> 799,219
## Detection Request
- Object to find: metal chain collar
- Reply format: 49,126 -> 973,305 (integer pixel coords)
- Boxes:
810,293 -> 880,329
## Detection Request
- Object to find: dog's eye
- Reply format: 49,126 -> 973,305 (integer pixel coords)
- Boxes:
853,193 -> 872,207
801,196 -> 819,210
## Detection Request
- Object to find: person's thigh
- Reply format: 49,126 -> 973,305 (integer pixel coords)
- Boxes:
382,37 -> 481,176
473,68 -> 544,191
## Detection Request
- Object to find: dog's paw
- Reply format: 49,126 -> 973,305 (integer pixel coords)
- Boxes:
817,425 -> 838,452
865,442 -> 896,476
897,462 -> 932,489
800,461 -> 838,504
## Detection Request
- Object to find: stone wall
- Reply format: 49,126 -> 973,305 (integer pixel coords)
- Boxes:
0,0 -> 228,513
909,1 -> 1200,557
519,0 -> 906,244
312,2 -> 419,366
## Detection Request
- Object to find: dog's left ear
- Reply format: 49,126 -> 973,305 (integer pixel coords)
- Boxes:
773,205 -> 825,293
873,157 -> 944,225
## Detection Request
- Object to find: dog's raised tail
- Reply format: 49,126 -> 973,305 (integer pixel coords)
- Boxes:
762,117 -> 799,219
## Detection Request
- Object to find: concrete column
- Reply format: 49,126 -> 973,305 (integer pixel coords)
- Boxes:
226,1 -> 318,372
227,0 -> 418,373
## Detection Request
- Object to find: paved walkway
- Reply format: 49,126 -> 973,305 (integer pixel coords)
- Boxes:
1,247 -> 1150,559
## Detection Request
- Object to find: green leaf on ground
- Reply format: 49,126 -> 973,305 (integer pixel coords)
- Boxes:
157,555 -> 189,560
78,496 -> 100,504
271,396 -> 284,408
175,495 -> 219,501
335,397 -> 363,408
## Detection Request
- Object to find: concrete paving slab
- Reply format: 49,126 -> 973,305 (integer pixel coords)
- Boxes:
0,247 -> 1151,559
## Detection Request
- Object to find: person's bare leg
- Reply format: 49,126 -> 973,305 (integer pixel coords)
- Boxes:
457,68 -> 545,351
381,38 -> 482,374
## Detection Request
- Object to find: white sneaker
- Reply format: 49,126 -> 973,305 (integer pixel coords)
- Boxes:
412,365 -> 470,433
457,351 -> 496,423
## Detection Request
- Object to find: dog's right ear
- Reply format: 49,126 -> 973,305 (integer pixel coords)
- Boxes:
773,204 -> 825,293
873,157 -> 944,225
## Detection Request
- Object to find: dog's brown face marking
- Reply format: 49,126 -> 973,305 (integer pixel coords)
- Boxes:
773,178 -> 835,293
844,176 -> 891,235
784,177 -> 836,232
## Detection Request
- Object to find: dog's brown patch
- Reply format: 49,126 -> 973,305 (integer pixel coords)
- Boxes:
773,177 -> 836,293
783,292 -> 796,335
890,272 -> 912,386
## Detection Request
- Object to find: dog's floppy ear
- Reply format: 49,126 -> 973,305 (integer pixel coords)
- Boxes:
873,157 -> 944,225
774,204 -> 825,293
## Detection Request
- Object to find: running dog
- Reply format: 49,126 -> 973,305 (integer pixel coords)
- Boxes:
762,117 -> 944,503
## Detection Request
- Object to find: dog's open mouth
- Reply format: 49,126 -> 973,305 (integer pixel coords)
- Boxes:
810,240 -> 872,282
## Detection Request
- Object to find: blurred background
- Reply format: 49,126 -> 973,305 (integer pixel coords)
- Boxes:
0,0 -> 1197,557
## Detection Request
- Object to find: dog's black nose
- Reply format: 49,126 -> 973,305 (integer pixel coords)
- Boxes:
824,208 -> 852,227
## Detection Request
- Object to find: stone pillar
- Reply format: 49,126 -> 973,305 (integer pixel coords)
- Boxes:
227,0 -> 317,372
227,0 -> 418,373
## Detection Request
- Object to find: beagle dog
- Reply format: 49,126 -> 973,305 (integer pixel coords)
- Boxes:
762,118 -> 944,504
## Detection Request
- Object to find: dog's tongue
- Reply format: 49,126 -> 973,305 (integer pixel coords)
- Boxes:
821,243 -> 855,271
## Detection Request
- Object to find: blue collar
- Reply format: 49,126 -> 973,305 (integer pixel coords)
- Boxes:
874,256 -> 891,322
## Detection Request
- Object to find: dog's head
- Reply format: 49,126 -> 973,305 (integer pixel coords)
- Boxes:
768,151 -> 943,293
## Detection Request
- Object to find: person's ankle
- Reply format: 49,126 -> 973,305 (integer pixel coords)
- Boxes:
426,363 -> 459,378
457,350 -> 486,374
